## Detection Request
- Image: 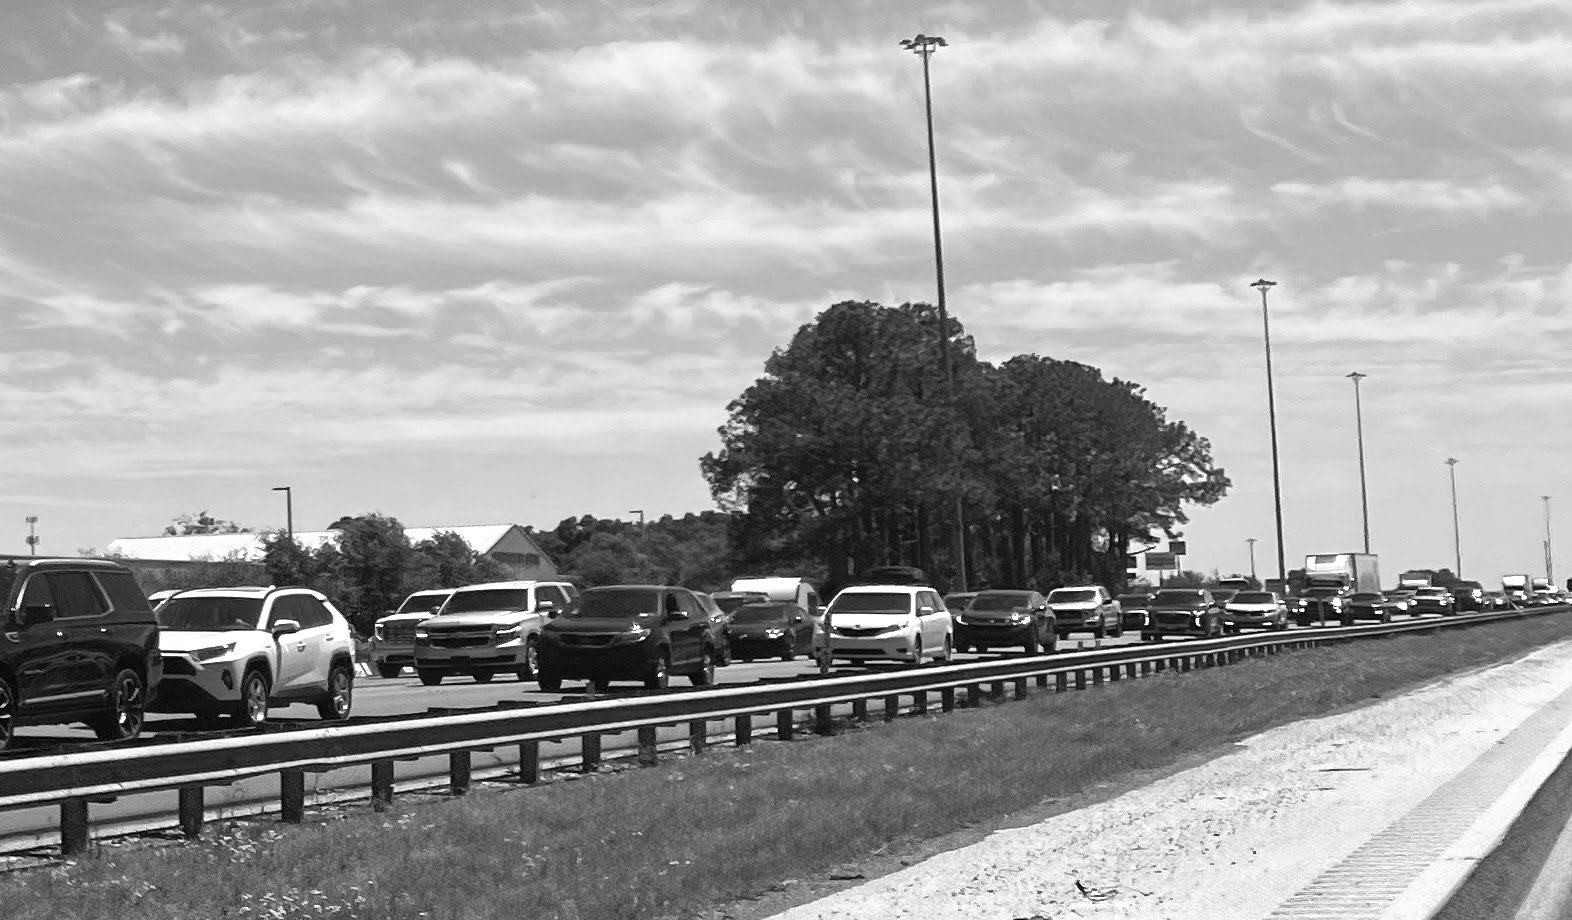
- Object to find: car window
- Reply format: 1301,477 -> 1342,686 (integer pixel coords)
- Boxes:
48,572 -> 109,619
94,570 -> 151,613
18,574 -> 54,612
539,585 -> 569,608
830,592 -> 913,615
160,595 -> 265,631
293,595 -> 333,629
267,595 -> 302,628
676,591 -> 706,619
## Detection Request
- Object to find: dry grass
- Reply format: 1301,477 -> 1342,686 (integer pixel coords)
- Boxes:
9,615 -> 1572,920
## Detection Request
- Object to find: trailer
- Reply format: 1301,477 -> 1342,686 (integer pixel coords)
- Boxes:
1503,574 -> 1531,604
1303,553 -> 1381,593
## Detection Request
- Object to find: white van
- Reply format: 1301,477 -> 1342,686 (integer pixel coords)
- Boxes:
729,576 -> 823,625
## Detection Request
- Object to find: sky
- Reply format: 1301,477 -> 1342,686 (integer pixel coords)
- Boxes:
2,0 -> 1571,588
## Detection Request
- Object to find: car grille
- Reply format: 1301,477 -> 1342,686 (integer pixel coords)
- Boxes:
427,628 -> 493,648
560,633 -> 616,648
964,617 -> 1017,627
834,627 -> 889,638
1154,612 -> 1195,627
162,656 -> 196,676
382,622 -> 419,642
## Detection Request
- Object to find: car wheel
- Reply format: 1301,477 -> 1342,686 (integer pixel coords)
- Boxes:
418,670 -> 445,687
88,668 -> 147,742
536,670 -> 562,692
1094,621 -> 1106,640
0,678 -> 14,752
1111,617 -> 1124,638
473,671 -> 495,684
718,642 -> 733,667
316,663 -> 353,720
1044,630 -> 1059,654
522,638 -> 540,680
691,647 -> 716,687
645,651 -> 670,690
780,641 -> 795,662
938,635 -> 953,663
590,676 -> 613,694
1381,611 -> 1392,624
1024,630 -> 1040,655
234,668 -> 270,727
376,664 -> 402,679
910,635 -> 924,665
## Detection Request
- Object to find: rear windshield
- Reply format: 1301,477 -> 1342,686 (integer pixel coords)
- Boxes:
1152,590 -> 1204,604
397,592 -> 451,615
158,596 -> 265,631
1048,589 -> 1097,604
1417,588 -> 1447,596
444,589 -> 529,613
570,589 -> 660,619
1118,594 -> 1150,605
732,604 -> 795,624
714,594 -> 766,614
1351,593 -> 1382,601
971,593 -> 1035,611
1231,592 -> 1275,603
830,592 -> 912,615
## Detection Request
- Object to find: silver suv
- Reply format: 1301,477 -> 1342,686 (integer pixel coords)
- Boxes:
413,581 -> 579,685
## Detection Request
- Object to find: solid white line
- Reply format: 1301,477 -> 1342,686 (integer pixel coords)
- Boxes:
1511,783 -> 1572,920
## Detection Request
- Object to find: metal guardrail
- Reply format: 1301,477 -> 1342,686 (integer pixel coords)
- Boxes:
6,603 -> 1567,856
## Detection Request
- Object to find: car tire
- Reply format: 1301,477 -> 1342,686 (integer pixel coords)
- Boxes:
473,671 -> 495,684
1381,611 -> 1392,624
376,664 -> 402,679
1044,630 -> 1059,654
780,642 -> 795,662
1024,630 -> 1040,655
316,663 -> 353,721
89,668 -> 147,742
418,670 -> 445,687
910,635 -> 924,666
937,636 -> 953,663
536,671 -> 562,692
1111,618 -> 1124,639
0,678 -> 14,752
234,668 -> 270,727
590,676 -> 613,694
1094,621 -> 1106,640
691,647 -> 716,687
645,651 -> 670,690
521,638 -> 540,680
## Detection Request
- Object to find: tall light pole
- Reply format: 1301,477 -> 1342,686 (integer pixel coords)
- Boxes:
271,486 -> 293,542
1347,371 -> 1371,553
1251,279 -> 1287,584
901,32 -> 968,593
1247,538 -> 1258,582
1543,496 -> 1553,585
1445,459 -> 1461,576
24,516 -> 38,556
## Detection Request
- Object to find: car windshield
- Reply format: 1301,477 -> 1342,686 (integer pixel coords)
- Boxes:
1305,588 -> 1341,598
0,564 -> 17,607
830,592 -> 912,615
1352,593 -> 1382,602
1048,589 -> 1097,604
944,594 -> 976,610
443,589 -> 530,613
714,594 -> 767,614
1118,594 -> 1149,606
971,593 -> 1034,611
1232,592 -> 1275,603
1417,588 -> 1447,597
1152,590 -> 1204,605
732,604 -> 794,624
396,592 -> 451,615
567,589 -> 661,619
157,596 -> 264,631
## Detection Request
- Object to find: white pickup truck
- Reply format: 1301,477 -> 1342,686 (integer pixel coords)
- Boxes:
412,580 -> 579,686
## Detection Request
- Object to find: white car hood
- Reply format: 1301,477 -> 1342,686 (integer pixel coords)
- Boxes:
1048,601 -> 1098,611
378,612 -> 435,627
425,610 -> 537,628
1226,603 -> 1278,612
160,629 -> 265,653
827,613 -> 912,631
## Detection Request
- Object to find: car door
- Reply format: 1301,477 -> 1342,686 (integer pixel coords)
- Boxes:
918,591 -> 947,652
268,595 -> 315,698
293,596 -> 339,692
47,570 -> 118,704
10,573 -> 78,713
670,591 -> 707,667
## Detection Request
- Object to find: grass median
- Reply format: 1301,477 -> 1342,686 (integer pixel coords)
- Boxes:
11,613 -> 1572,920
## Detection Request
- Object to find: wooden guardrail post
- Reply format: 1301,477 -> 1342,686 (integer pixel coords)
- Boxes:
1125,663 -> 1137,679
1013,677 -> 1029,700
1108,664 -> 1121,682
638,726 -> 659,766
777,709 -> 794,740
1075,670 -> 1088,691
851,699 -> 868,721
518,741 -> 541,784
449,751 -> 472,796
883,695 -> 899,721
581,733 -> 602,772
692,719 -> 711,750
60,799 -> 89,856
912,690 -> 928,714
1055,672 -> 1068,692
1035,672 -> 1049,689
178,786 -> 204,839
940,687 -> 956,712
371,761 -> 395,812
1141,660 -> 1151,675
734,714 -> 753,746
813,705 -> 833,736
990,680 -> 1006,701
280,768 -> 306,824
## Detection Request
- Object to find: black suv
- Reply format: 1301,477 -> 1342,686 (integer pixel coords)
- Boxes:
0,558 -> 162,750
536,585 -> 718,691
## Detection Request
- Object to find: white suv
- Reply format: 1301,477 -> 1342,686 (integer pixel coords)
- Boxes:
152,586 -> 356,727
413,580 -> 579,685
814,585 -> 954,665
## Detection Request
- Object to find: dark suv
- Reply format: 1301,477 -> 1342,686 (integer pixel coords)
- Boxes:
0,558 -> 162,750
536,585 -> 718,691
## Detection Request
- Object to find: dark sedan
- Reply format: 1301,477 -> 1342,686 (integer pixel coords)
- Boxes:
1344,591 -> 1396,624
1449,581 -> 1485,612
953,590 -> 1057,654
726,601 -> 814,662
1295,587 -> 1349,626
1141,589 -> 1224,640
1410,587 -> 1456,616
1117,593 -> 1151,631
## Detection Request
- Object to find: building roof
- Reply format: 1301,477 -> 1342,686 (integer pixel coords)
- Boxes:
105,524 -> 539,563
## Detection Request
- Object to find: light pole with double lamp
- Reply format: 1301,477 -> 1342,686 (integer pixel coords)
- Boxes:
1251,279 -> 1288,585
1347,371 -> 1371,553
901,32 -> 968,594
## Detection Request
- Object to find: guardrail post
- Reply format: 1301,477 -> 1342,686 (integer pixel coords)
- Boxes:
582,733 -> 602,772
1109,664 -> 1121,682
883,695 -> 899,721
1155,658 -> 1167,672
913,690 -> 928,714
814,705 -> 833,736
371,761 -> 395,812
990,680 -> 1006,701
280,768 -> 306,824
777,710 -> 794,740
852,699 -> 869,721
1140,661 -> 1151,676
638,725 -> 659,765
1035,673 -> 1049,689
1125,663 -> 1137,679
1181,657 -> 1192,672
60,799 -> 89,856
691,719 -> 710,751
1055,673 -> 1068,692
1075,670 -> 1088,691
940,687 -> 956,712
1013,677 -> 1029,700
449,751 -> 472,797
518,741 -> 541,784
734,714 -> 753,746
177,786 -> 204,839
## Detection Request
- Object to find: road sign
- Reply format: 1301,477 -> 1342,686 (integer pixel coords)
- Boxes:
1146,551 -> 1178,569
1168,540 -> 1188,556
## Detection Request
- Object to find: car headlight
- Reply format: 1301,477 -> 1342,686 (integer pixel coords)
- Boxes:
373,624 -> 385,640
414,627 -> 430,640
763,628 -> 786,638
192,642 -> 237,662
495,624 -> 523,639
610,626 -> 652,645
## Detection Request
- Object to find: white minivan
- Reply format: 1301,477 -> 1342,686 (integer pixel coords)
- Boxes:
729,576 -> 822,625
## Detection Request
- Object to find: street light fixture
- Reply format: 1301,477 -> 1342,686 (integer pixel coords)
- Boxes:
1445,459 -> 1461,576
1347,371 -> 1371,553
1251,279 -> 1287,584
24,516 -> 38,556
271,487 -> 293,542
629,510 -> 646,539
900,32 -> 968,594
1247,537 -> 1258,582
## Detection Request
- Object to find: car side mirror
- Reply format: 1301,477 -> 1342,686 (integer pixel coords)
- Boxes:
666,609 -> 689,621
537,600 -> 557,617
382,609 -> 396,617
19,603 -> 54,627
919,605 -> 935,616
271,618 -> 302,637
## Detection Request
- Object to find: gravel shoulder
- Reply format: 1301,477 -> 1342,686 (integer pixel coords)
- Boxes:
753,638 -> 1572,920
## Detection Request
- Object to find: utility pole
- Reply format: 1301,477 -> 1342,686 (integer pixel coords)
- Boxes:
1347,372 -> 1371,553
1543,496 -> 1553,585
24,516 -> 38,556
1445,459 -> 1461,576
629,510 -> 646,539
901,32 -> 968,593
1247,538 -> 1258,582
1251,279 -> 1287,583
271,486 -> 294,542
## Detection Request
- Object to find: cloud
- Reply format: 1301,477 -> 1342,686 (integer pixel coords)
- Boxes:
1272,177 -> 1532,213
